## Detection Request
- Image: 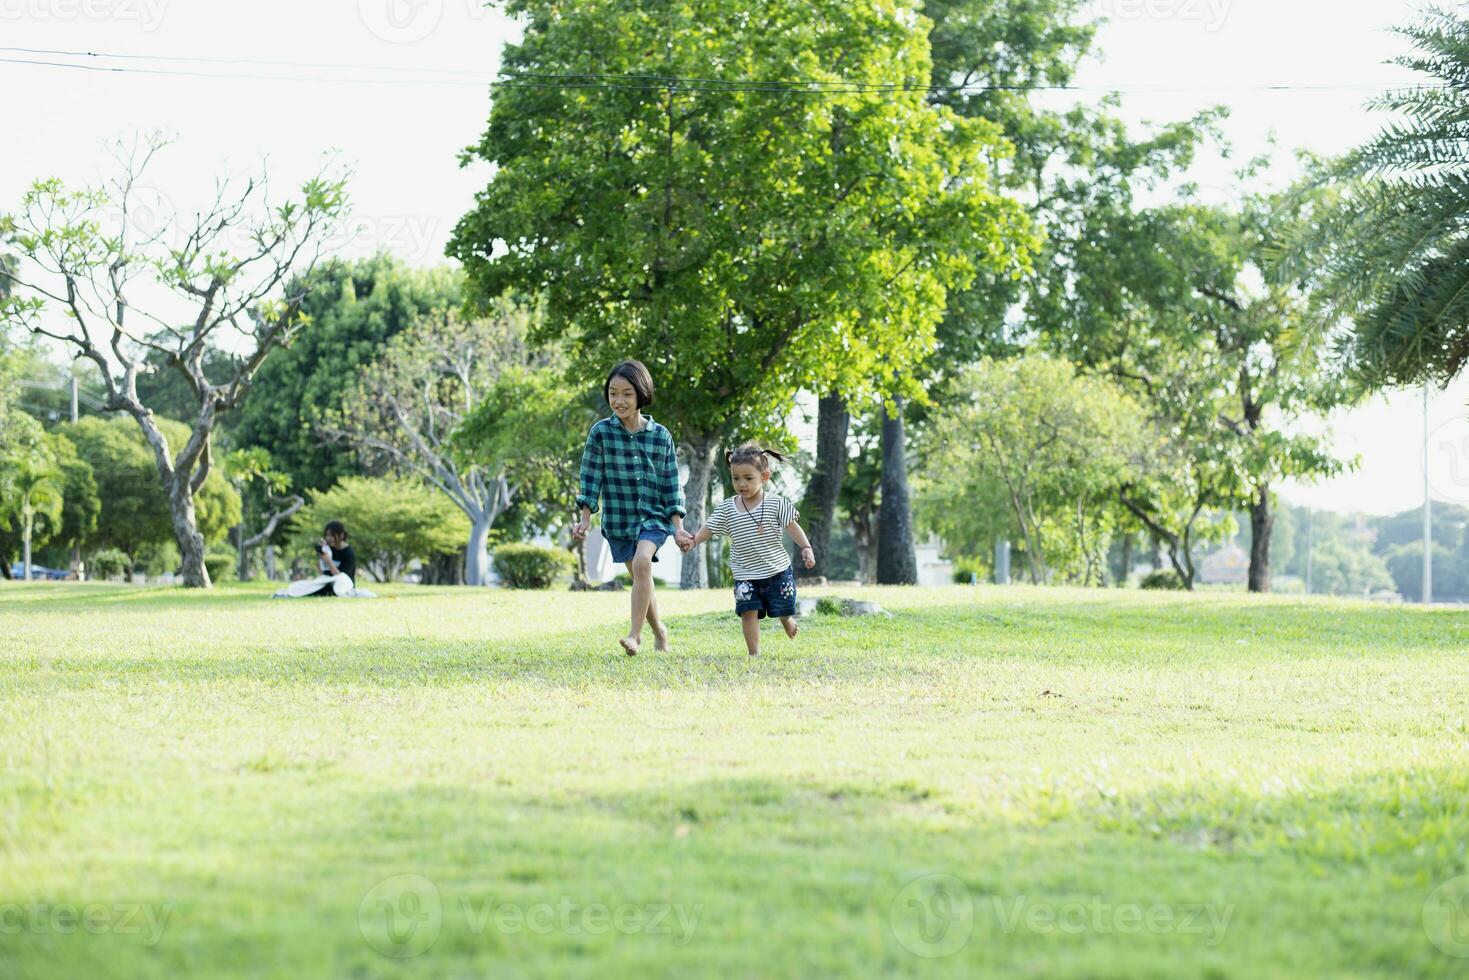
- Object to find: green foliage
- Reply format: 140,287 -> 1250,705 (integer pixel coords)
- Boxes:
204,548 -> 236,584
1288,7 -> 1469,387
85,547 -> 129,579
949,554 -> 988,585
450,364 -> 599,534
1139,569 -> 1185,590
450,0 -> 1036,448
55,417 -> 169,563
1305,535 -> 1395,597
492,542 -> 576,590
319,295 -> 548,585
291,476 -> 469,583
56,416 -> 239,563
919,355 -> 1147,585
1035,152 -> 1350,588
813,596 -> 844,615
234,257 -> 462,493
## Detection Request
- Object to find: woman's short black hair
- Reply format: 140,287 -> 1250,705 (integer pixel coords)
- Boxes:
604,360 -> 654,408
324,520 -> 347,539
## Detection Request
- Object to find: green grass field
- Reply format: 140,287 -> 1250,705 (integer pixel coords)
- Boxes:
2,582 -> 1468,978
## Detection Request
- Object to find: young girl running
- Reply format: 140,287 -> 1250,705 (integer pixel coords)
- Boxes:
682,443 -> 816,656
572,360 -> 692,655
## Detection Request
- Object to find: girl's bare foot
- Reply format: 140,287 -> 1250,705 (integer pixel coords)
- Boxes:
619,635 -> 640,656
781,616 -> 799,639
653,624 -> 671,652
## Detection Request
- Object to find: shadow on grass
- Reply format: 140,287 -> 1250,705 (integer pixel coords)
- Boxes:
4,770 -> 1465,979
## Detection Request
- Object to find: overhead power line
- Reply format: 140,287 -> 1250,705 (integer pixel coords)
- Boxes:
0,45 -> 1434,96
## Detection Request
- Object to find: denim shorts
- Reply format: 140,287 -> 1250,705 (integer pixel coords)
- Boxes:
733,565 -> 797,619
605,528 -> 669,564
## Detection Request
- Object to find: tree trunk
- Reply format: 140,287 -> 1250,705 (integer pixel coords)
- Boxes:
851,513 -> 878,585
169,475 -> 211,588
233,529 -> 248,581
877,401 -> 917,585
1119,533 -> 1133,588
1248,484 -> 1273,594
465,514 -> 492,586
22,507 -> 33,581
234,494 -> 249,580
801,393 -> 849,578
680,437 -> 717,590
265,544 -> 277,581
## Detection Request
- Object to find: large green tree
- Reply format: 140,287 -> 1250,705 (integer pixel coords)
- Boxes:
234,256 -> 462,494
318,297 -> 544,586
919,355 -> 1147,585
0,133 -> 346,586
58,416 -> 238,578
449,0 -> 1032,588
289,476 -> 468,583
1034,148 -> 1348,590
450,365 -> 602,584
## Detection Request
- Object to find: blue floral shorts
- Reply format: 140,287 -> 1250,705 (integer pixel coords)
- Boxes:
733,565 -> 797,619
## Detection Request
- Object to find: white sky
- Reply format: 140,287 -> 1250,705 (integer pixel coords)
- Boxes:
0,0 -> 1455,516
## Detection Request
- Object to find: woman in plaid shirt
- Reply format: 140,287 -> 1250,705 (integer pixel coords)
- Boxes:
571,360 -> 693,655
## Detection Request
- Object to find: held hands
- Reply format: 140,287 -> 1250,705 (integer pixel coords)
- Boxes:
801,546 -> 815,569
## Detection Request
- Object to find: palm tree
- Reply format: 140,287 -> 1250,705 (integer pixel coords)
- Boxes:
1299,6 -> 1469,387
13,459 -> 62,580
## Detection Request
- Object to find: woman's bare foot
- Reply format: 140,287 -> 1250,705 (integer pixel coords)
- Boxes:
747,647 -> 760,657
619,635 -> 640,656
653,624 -> 671,652
781,616 -> 799,639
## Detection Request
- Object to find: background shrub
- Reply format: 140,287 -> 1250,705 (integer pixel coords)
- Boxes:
493,543 -> 576,589
1140,569 -> 1186,590
950,555 -> 989,585
87,547 -> 130,580
204,547 -> 235,584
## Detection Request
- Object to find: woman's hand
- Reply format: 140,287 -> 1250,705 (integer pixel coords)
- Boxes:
571,515 -> 591,542
674,527 -> 695,552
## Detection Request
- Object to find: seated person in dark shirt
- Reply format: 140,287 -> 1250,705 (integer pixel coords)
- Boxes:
273,521 -> 363,597
310,521 -> 356,595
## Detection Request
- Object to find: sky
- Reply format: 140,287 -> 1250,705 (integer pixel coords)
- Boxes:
0,0 -> 1457,517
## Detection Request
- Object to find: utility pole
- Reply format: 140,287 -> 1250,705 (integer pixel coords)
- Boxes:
1304,507 -> 1313,595
994,538 -> 1010,585
1423,384 -> 1433,605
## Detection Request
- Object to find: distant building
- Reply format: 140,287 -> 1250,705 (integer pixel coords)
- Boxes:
1198,541 -> 1249,585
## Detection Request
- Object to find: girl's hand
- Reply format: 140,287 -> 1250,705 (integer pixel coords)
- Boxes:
801,546 -> 815,569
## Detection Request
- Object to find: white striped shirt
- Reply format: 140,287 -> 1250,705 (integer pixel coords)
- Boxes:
704,492 -> 798,581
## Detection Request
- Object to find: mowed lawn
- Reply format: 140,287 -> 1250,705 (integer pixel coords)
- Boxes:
2,582 -> 1467,979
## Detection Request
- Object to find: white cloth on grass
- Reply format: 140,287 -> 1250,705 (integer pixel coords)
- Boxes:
272,573 -> 376,598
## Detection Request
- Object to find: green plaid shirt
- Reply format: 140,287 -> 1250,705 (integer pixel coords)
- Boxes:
576,415 -> 686,541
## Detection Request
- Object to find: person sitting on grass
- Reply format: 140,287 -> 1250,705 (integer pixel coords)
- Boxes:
272,521 -> 371,598
680,443 -> 815,656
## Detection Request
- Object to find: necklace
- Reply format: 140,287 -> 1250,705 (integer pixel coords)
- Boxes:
737,493 -> 767,530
